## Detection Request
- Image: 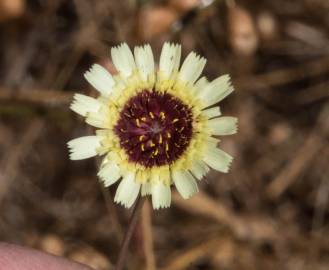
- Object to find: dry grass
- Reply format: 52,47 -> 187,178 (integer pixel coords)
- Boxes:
0,0 -> 328,269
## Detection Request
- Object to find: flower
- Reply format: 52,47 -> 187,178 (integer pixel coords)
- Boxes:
68,43 -> 237,209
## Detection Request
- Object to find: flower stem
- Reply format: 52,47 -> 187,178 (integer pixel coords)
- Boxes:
115,196 -> 145,270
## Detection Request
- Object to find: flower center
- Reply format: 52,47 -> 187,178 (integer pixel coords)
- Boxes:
114,90 -> 193,167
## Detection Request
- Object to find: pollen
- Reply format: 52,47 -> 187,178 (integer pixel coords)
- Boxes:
159,112 -> 166,120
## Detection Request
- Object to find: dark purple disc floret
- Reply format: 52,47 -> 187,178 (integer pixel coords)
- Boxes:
114,90 -> 193,167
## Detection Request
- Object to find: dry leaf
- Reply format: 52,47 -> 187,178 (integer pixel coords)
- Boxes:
137,6 -> 178,40
228,5 -> 259,55
39,234 -> 65,256
257,11 -> 278,41
168,0 -> 200,14
0,0 -> 25,22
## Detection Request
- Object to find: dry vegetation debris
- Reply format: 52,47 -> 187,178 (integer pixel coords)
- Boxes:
0,0 -> 328,269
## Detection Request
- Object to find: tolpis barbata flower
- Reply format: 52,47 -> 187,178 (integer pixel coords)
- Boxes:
68,43 -> 237,209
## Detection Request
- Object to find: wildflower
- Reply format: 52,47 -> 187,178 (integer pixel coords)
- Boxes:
68,43 -> 237,209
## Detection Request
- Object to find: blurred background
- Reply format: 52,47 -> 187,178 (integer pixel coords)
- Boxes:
0,0 -> 328,269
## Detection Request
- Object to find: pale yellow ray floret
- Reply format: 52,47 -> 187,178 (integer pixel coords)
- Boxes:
68,42 -> 238,210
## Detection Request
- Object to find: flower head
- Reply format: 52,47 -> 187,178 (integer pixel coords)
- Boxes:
68,43 -> 237,209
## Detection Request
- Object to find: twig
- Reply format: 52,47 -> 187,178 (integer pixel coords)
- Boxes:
0,88 -> 72,107
0,57 -> 328,108
159,236 -> 221,270
234,56 -> 329,91
115,196 -> 146,270
142,200 -> 157,270
295,80 -> 329,105
311,150 -> 329,233
100,185 -> 124,244
0,119 -> 44,205
172,191 -> 276,242
266,105 -> 329,199
266,134 -> 323,199
309,150 -> 329,261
